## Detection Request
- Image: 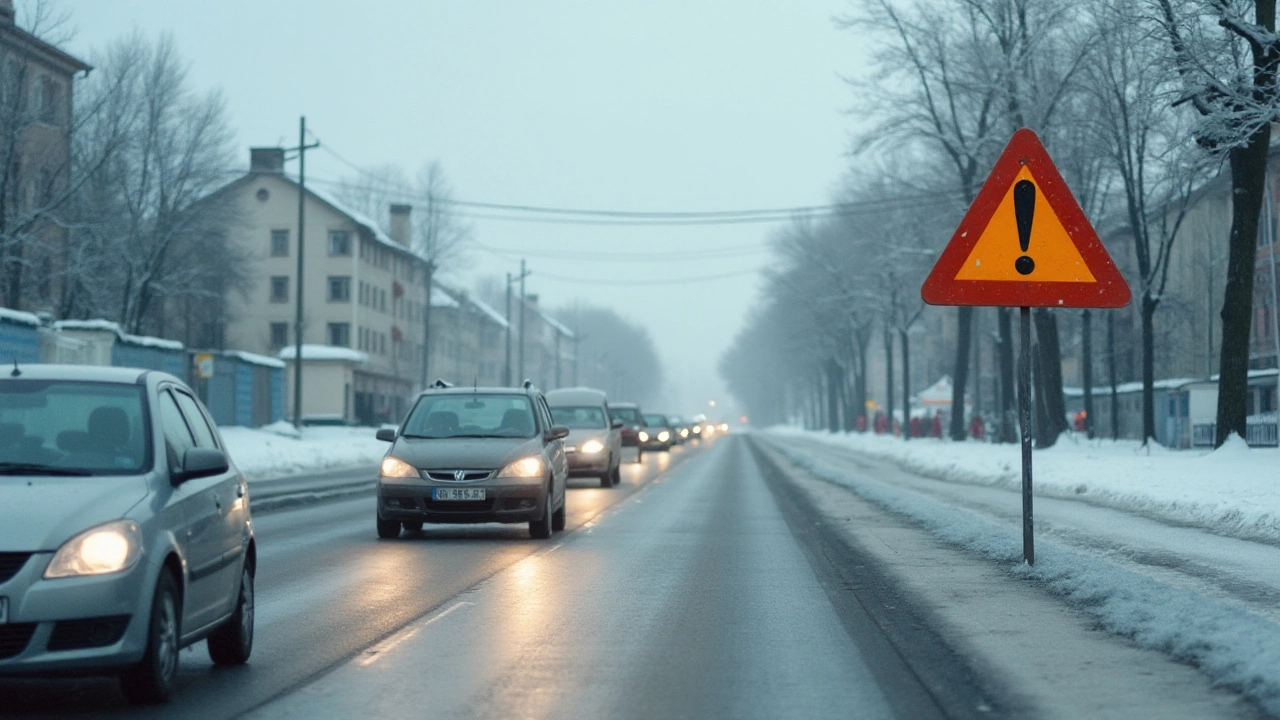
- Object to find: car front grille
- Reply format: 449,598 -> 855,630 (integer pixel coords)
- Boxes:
0,623 -> 37,659
424,499 -> 495,512
0,553 -> 31,584
47,615 -> 131,652
425,470 -> 493,483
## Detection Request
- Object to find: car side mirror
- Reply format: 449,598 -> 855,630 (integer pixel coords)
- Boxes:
174,447 -> 229,484
611,419 -> 624,429
376,428 -> 397,442
546,425 -> 570,442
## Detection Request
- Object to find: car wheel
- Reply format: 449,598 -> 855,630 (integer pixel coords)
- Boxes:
529,485 -> 553,539
599,469 -> 611,488
376,515 -> 401,539
207,563 -> 254,666
635,448 -> 643,464
611,464 -> 621,486
401,521 -> 423,533
120,571 -> 181,705
551,498 -> 566,532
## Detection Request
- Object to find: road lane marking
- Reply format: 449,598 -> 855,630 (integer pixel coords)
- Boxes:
356,601 -> 474,667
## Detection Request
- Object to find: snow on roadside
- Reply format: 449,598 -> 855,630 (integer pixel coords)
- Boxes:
220,423 -> 388,479
760,437 -> 1280,715
768,426 -> 1280,543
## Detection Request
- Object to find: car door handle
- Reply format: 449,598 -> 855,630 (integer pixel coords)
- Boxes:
236,483 -> 246,498
213,492 -> 222,511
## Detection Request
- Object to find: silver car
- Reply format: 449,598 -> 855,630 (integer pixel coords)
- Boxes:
546,387 -> 623,488
0,365 -> 254,704
376,384 -> 570,539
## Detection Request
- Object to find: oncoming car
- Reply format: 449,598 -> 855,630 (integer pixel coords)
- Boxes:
0,365 -> 255,704
641,414 -> 675,452
545,387 -> 622,488
375,383 -> 570,539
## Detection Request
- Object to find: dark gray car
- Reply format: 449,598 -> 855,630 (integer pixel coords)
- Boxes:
0,365 -> 255,704
546,387 -> 622,488
375,385 -> 570,539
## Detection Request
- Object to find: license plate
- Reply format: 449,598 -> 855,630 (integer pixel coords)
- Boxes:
432,488 -> 486,501
0,597 -> 7,624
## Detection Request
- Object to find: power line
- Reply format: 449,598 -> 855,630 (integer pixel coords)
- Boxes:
313,145 -> 966,226
531,267 -> 762,286
471,241 -> 770,263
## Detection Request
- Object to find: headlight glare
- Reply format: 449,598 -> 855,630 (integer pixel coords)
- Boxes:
658,431 -> 670,442
580,439 -> 605,454
45,520 -> 142,579
498,456 -> 544,478
638,431 -> 649,442
380,456 -> 419,478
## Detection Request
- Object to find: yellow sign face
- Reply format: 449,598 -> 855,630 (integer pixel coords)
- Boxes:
954,167 -> 1096,283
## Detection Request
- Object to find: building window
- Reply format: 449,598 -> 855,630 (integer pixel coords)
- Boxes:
37,76 -> 60,125
270,322 -> 289,348
328,275 -> 351,302
271,229 -> 289,257
329,230 -> 352,256
270,276 -> 289,303
328,322 -> 350,347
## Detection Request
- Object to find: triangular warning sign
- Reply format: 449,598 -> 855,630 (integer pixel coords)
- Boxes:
921,129 -> 1130,308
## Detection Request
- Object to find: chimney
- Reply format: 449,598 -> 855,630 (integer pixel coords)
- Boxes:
389,204 -> 412,246
0,2 -> 14,25
250,147 -> 285,174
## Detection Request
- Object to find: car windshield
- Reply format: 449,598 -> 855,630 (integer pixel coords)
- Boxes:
643,414 -> 668,427
611,407 -> 641,424
550,406 -> 607,429
402,394 -> 538,439
0,380 -> 150,475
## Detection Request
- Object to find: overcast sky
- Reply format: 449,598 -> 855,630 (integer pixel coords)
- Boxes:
62,0 -> 868,417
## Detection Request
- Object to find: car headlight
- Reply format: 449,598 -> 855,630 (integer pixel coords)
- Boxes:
692,426 -> 701,434
658,431 -> 670,442
580,439 -> 605,454
680,429 -> 689,437
498,456 -> 544,478
45,520 -> 143,579
380,456 -> 420,478
638,431 -> 649,442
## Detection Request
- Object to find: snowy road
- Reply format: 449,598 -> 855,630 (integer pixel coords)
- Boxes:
0,434 -> 1270,718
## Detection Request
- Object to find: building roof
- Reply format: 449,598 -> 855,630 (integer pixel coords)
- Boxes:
0,22 -> 92,76
0,306 -> 39,326
278,344 -> 369,363
54,319 -> 185,351
208,171 -> 431,268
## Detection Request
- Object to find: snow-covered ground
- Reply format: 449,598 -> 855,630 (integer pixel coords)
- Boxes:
762,427 -> 1280,714
768,426 -> 1280,543
220,422 -> 388,479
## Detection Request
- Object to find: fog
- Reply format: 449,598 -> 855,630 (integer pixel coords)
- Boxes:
64,0 -> 863,418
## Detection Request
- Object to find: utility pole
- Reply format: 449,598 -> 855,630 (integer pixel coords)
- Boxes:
291,116 -> 320,430
554,328 -> 562,388
420,259 -> 436,389
516,259 -> 530,383
504,273 -> 512,386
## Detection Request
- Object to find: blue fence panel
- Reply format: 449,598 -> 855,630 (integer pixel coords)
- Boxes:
205,366 -> 236,427
235,361 -> 254,427
113,343 -> 186,379
272,370 -> 285,425
0,320 -> 39,364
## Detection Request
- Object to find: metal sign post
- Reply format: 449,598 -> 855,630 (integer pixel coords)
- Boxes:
921,128 -> 1130,566
1018,306 -> 1034,564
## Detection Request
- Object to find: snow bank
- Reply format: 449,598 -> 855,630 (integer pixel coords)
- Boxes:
768,427 -> 1280,543
221,425 -> 387,478
763,438 -> 1280,715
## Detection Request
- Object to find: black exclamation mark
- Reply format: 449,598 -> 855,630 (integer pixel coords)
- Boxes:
1014,179 -> 1035,276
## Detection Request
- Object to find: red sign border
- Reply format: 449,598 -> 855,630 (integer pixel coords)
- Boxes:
920,129 -> 1131,308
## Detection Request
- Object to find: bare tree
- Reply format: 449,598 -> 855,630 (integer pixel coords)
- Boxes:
1154,0 -> 1279,444
1085,0 -> 1215,444
67,32 -> 241,336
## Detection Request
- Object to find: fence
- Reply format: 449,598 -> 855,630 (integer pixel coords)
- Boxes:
1191,418 -> 1280,448
192,351 -> 285,428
